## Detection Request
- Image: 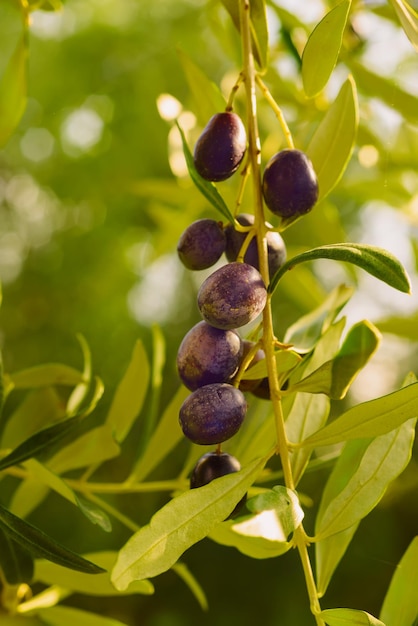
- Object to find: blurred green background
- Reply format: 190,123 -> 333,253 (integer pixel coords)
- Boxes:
0,0 -> 417,624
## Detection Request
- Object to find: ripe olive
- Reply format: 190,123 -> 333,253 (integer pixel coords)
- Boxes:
179,383 -> 247,445
262,149 -> 319,218
190,451 -> 241,488
197,262 -> 267,330
193,112 -> 247,182
177,219 -> 226,271
177,321 -> 243,391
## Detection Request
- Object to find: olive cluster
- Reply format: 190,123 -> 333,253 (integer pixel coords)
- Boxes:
176,111 -> 318,499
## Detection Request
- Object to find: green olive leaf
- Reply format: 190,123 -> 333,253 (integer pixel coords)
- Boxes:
320,607 -> 385,626
288,320 -> 381,399
269,243 -> 411,296
111,455 -> 266,589
306,76 -> 358,201
0,528 -> 34,584
105,340 -> 150,444
314,418 -> 416,540
0,503 -> 105,574
177,48 -> 226,126
297,381 -> 418,449
302,0 -> 352,97
37,606 -> 129,626
380,536 -> 418,626
8,364 -> 85,390
176,121 -> 234,223
388,0 -> 418,51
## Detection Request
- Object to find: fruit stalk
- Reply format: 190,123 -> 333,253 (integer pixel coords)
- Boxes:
238,2 -> 325,624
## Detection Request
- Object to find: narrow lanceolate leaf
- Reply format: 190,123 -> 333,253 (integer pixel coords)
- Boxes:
9,364 -> 85,389
0,377 -> 104,471
34,551 -> 154,597
37,606 -> 129,626
302,0 -> 352,97
111,456 -> 266,590
128,385 -> 189,483
0,415 -> 83,472
221,0 -> 269,69
320,607 -> 385,626
306,76 -> 358,201
283,284 -> 354,352
269,243 -> 411,296
0,528 -> 34,584
316,523 -> 359,597
380,536 -> 418,626
106,340 -> 150,443
314,419 -> 416,540
0,30 -> 28,147
389,0 -> 418,51
177,49 -> 226,126
0,503 -> 105,574
176,122 -> 234,223
289,320 -> 381,399
297,382 -> 418,448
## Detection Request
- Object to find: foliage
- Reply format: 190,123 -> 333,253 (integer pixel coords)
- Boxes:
0,1 -> 417,625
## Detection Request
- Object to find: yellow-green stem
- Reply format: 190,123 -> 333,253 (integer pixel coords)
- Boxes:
239,2 -> 324,624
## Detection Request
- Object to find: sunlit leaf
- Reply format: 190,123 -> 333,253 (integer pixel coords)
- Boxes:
240,349 -> 301,381
106,339 -> 150,443
0,30 -> 28,147
9,364 -> 84,390
21,459 -> 111,532
315,419 -> 416,540
297,382 -> 418,448
66,334 -> 92,417
286,394 -> 330,486
1,386 -> 65,450
302,0 -> 352,97
210,518 -> 293,559
320,607 -> 385,625
389,0 -> 418,51
289,321 -> 381,399
283,284 -> 354,352
306,76 -> 358,201
0,528 -> 34,584
0,503 -> 105,574
111,456 -> 266,589
269,243 -> 411,296
49,424 -> 120,474
34,552 -> 154,597
0,377 -> 103,471
176,122 -> 234,223
380,536 -> 418,626
316,523 -> 359,597
128,385 -> 189,483
37,606 -> 129,626
177,48 -> 226,126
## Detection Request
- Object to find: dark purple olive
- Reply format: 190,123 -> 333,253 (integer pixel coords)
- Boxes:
179,383 -> 247,445
197,262 -> 267,330
262,149 -> 319,218
225,213 -> 286,278
177,321 -> 243,391
190,451 -> 241,488
190,451 -> 246,517
193,112 -> 247,182
177,219 -> 226,270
